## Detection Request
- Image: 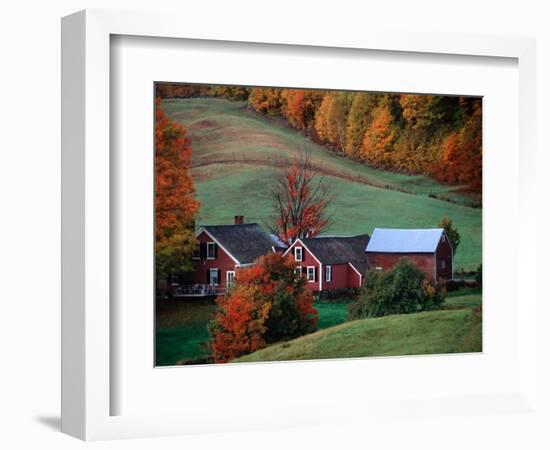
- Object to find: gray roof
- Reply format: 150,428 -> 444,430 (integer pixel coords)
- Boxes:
365,228 -> 444,253
200,223 -> 284,264
301,234 -> 370,275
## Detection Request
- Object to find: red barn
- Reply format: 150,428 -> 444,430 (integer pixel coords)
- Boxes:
365,228 -> 453,282
174,218 -> 284,296
283,235 -> 370,292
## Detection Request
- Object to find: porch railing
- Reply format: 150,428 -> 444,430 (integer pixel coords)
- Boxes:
171,284 -> 219,297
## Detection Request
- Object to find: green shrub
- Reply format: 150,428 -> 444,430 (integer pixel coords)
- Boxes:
349,259 -> 446,319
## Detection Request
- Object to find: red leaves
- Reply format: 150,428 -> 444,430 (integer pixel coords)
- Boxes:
210,253 -> 317,363
271,152 -> 332,246
433,103 -> 482,191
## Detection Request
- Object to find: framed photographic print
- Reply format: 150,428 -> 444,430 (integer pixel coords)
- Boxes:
62,9 -> 538,441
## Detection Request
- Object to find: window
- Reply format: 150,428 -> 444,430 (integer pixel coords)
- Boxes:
375,266 -> 383,272
207,242 -> 216,259
226,271 -> 235,288
294,246 -> 303,262
441,259 -> 446,269
307,266 -> 316,282
442,235 -> 446,243
325,265 -> 332,282
295,266 -> 302,277
209,268 -> 219,285
192,247 -> 200,260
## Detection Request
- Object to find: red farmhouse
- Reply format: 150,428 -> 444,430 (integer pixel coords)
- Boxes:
182,217 -> 285,296
283,235 -> 370,292
365,228 -> 453,282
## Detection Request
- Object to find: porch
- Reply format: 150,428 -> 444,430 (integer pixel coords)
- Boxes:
170,283 -> 225,298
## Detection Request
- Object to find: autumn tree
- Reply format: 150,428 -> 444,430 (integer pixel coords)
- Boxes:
249,87 -> 284,115
455,101 -> 482,191
345,92 -> 378,157
399,94 -> 455,130
436,100 -> 482,191
209,284 -> 270,363
313,92 -> 352,153
281,89 -> 307,129
279,89 -> 324,130
155,98 -> 200,281
361,104 -> 397,165
209,252 -> 318,363
439,131 -> 462,182
438,217 -> 461,255
325,92 -> 352,153
314,93 -> 333,142
209,85 -> 251,101
270,151 -> 333,246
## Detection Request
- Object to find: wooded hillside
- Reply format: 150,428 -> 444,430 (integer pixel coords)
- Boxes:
156,83 -> 482,193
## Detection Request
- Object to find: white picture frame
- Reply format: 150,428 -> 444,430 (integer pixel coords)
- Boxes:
61,9 -> 538,441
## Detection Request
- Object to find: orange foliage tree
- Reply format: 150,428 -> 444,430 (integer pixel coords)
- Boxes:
210,252 -> 318,363
269,151 -> 332,246
436,102 -> 482,190
345,92 -> 378,157
249,87 -> 284,115
314,93 -> 333,142
361,104 -> 396,165
281,89 -> 307,129
155,98 -> 200,280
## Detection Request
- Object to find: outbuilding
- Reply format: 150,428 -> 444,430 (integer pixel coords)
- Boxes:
365,228 -> 453,282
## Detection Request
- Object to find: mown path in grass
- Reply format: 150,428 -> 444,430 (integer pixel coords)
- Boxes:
163,97 -> 479,205
162,98 -> 482,271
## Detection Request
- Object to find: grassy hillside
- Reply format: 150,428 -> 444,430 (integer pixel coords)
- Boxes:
234,307 -> 482,363
156,300 -> 352,366
156,289 -> 481,366
162,98 -> 482,271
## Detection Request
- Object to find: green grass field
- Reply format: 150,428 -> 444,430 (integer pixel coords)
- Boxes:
162,97 -> 482,271
155,290 -> 481,366
155,300 -> 216,366
155,299 -> 352,366
234,307 -> 482,363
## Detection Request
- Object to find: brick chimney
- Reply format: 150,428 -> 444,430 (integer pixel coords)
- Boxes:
234,215 -> 244,225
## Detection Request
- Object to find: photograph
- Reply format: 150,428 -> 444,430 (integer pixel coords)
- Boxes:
154,83 -> 483,366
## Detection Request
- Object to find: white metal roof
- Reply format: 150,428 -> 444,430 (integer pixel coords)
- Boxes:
365,228 -> 444,253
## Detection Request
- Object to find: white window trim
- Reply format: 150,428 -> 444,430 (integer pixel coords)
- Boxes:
325,265 -> 332,283
226,270 -> 235,287
306,266 -> 316,283
294,246 -> 303,262
209,268 -> 219,286
206,242 -> 216,260
295,266 -> 302,276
